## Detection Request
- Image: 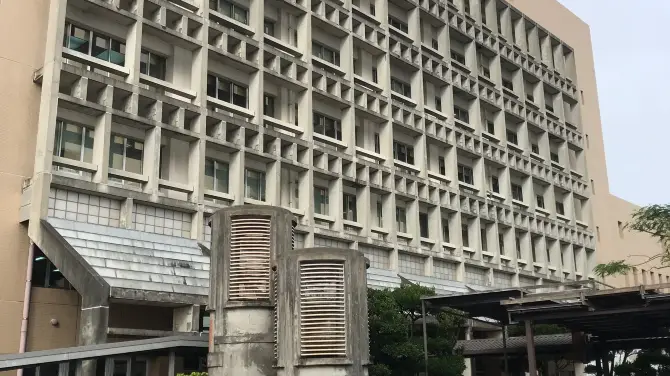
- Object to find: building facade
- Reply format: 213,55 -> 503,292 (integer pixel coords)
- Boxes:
0,0 -> 657,364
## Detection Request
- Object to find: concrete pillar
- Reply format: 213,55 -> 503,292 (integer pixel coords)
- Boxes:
173,305 -> 201,333
77,298 -> 109,376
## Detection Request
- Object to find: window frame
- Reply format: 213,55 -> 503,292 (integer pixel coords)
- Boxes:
388,15 -> 409,33
390,78 -> 412,98
511,183 -> 523,201
63,22 -> 126,66
312,41 -> 340,65
419,213 -> 429,238
343,193 -> 357,221
458,164 -> 474,185
204,158 -> 230,193
108,133 -> 144,175
393,141 -> 415,165
454,106 -> 470,123
396,207 -> 407,233
207,74 -> 249,108
140,49 -> 167,80
313,112 -> 342,141
314,186 -> 330,215
244,168 -> 266,201
53,120 -> 94,164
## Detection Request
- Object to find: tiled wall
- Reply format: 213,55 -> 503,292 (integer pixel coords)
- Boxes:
465,266 -> 488,287
48,188 -> 121,226
132,203 -> 191,238
360,246 -> 391,270
314,236 -> 350,249
433,259 -> 458,281
398,253 -> 425,276
493,271 -> 513,288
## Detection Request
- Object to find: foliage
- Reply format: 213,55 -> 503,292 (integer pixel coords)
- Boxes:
595,205 -> 670,278
368,283 -> 466,376
584,349 -> 670,376
507,323 -> 569,337
177,373 -> 208,376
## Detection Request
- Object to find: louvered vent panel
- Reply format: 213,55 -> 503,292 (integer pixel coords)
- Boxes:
229,216 -> 272,300
299,261 -> 346,358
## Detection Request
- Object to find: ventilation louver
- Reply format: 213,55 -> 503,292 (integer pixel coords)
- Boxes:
299,261 -> 346,358
229,216 -> 271,300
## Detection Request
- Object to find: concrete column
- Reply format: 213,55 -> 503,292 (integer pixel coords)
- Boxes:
92,111 -> 112,184
119,198 -> 134,229
77,298 -> 109,376
124,0 -> 145,84
173,305 -> 201,332
525,320 -> 537,376
143,126 -> 162,198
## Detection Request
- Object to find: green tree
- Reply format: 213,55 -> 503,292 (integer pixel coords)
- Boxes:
368,283 -> 466,376
594,205 -> 670,278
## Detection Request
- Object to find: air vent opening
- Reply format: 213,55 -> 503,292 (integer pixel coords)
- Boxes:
299,260 -> 346,358
229,215 -> 272,301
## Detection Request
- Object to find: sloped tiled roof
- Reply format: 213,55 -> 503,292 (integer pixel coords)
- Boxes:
455,334 -> 573,356
47,217 -> 209,297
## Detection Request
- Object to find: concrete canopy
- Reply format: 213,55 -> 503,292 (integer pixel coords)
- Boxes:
42,218 -> 209,305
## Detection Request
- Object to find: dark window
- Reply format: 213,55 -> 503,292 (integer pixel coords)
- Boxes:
312,41 -> 340,65
435,96 -> 442,111
511,183 -> 523,201
546,248 -> 551,263
63,22 -> 126,66
556,201 -> 565,215
372,67 -> 378,83
140,50 -> 166,80
215,0 -> 249,24
313,112 -> 342,140
451,50 -> 466,65
31,249 -> 72,289
515,235 -> 522,258
391,78 -> 412,97
454,106 -> 469,123
506,129 -> 518,145
264,19 -> 275,36
388,16 -> 408,33
502,78 -> 514,91
461,224 -> 469,247
531,143 -> 539,154
374,133 -> 381,153
481,228 -> 487,252
536,195 -> 545,209
343,193 -> 357,221
396,207 -> 407,233
245,169 -> 266,201
370,3 -> 376,15
207,74 -> 248,108
393,141 -> 415,165
531,241 -> 536,262
526,93 -> 535,102
491,176 -> 499,193
263,94 -> 275,117
204,159 -> 229,193
458,164 -> 474,185
443,222 -> 450,242
419,213 -> 429,238
498,233 -> 505,254
464,0 -> 470,14
438,156 -> 446,175
432,38 -> 439,50
550,152 -> 560,163
314,187 -> 329,215
479,0 -> 486,21
486,120 -> 495,134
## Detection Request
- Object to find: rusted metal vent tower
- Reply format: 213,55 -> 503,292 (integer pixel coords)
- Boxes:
207,205 -> 295,376
275,248 -> 370,376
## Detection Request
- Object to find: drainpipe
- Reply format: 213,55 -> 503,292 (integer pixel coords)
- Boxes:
17,242 -> 35,376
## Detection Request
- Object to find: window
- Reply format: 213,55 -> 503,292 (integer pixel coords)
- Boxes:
207,74 -> 248,108
419,213 -> 429,238
204,159 -> 229,193
393,141 -> 415,165
264,19 -> 275,36
461,224 -> 469,247
370,3 -> 376,15
502,78 -> 514,91
312,41 -> 340,65
490,176 -> 499,193
573,251 -> 578,271
376,200 -> 383,227
556,201 -> 565,215
550,152 -> 559,163
546,248 -> 551,263
388,16 -> 408,33
457,164 -> 474,185
536,195 -> 545,209
454,106 -> 469,123
263,94 -> 275,117
435,96 -> 442,111
432,38 -> 439,50
531,143 -> 539,154
313,112 -> 342,140
560,250 -> 564,267
32,249 -> 72,290
515,235 -> 522,258
374,133 -> 381,153
63,22 -> 126,66
314,187 -> 329,215
506,129 -> 518,145
140,50 -> 166,80
498,233 -> 505,254
213,0 -> 249,24
438,157 -> 446,175
372,67 -> 378,83
478,53 -> 490,78
463,0 -> 470,14
479,0 -> 486,22
451,50 -> 466,65
343,193 -> 357,221
511,183 -> 523,201
53,121 -> 94,163
442,222 -> 450,242
486,120 -> 495,134
526,92 -> 535,102
109,134 -> 144,174
531,241 -> 536,262
391,78 -> 412,97
480,229 -> 487,252
396,207 -> 407,233
245,169 -> 266,201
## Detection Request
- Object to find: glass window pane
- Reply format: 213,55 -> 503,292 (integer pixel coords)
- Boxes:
215,162 -> 229,193
109,40 -> 126,65
61,123 -> 84,161
207,75 -> 217,97
232,84 -> 247,107
68,25 -> 90,53
204,159 -> 215,190
92,34 -> 110,61
83,128 -> 94,163
149,53 -> 166,79
140,51 -> 149,75
109,135 -> 125,170
125,140 -> 144,174
218,79 -> 231,102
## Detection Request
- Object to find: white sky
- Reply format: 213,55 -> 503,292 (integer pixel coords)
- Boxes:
558,0 -> 670,205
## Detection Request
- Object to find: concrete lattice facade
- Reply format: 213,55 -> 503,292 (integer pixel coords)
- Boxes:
0,0 -> 658,365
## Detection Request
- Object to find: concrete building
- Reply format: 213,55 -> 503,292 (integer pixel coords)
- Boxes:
0,0 -> 662,367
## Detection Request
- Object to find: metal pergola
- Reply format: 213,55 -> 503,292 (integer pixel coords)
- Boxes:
421,282 -> 670,376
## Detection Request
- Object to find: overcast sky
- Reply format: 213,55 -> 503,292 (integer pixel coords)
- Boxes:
557,0 -> 669,206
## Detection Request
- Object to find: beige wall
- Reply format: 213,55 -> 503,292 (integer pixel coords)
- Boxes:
0,0 -> 80,361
